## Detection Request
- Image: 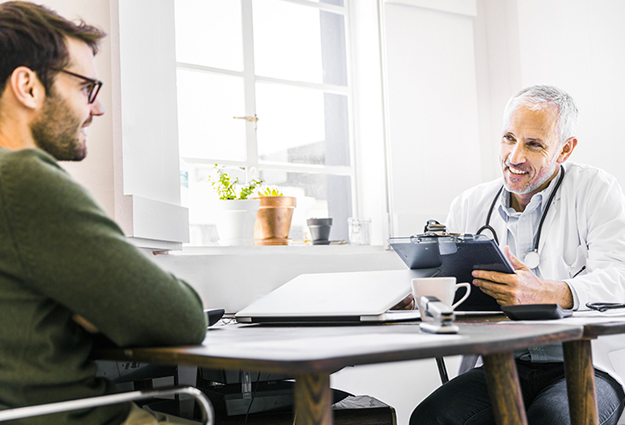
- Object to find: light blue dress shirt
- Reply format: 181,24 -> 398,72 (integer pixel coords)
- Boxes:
497,167 -> 568,362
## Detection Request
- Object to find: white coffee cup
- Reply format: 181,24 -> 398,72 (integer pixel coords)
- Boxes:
411,277 -> 471,321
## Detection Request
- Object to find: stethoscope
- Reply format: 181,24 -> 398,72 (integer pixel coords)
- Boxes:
476,165 -> 566,269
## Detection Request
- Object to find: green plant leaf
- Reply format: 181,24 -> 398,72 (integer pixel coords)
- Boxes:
259,186 -> 283,197
209,165 -> 264,200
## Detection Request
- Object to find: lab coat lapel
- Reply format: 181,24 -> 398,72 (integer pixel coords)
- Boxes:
537,191 -> 562,254
537,164 -> 567,256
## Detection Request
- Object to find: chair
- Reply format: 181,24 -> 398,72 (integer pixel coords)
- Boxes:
0,386 -> 214,424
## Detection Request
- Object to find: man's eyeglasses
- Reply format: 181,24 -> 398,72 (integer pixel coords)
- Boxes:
49,67 -> 103,104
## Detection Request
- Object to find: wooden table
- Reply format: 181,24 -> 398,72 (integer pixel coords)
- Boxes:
458,314 -> 625,425
561,321 -> 625,425
96,322 -> 582,425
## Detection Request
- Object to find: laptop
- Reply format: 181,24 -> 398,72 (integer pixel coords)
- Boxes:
235,269 -> 437,324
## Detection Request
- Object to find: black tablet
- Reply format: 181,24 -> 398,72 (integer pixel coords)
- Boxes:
502,304 -> 572,320
388,234 -> 515,312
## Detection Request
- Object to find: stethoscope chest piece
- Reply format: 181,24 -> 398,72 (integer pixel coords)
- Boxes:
524,251 -> 540,269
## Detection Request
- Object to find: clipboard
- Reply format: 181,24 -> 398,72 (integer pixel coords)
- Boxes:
389,234 -> 514,312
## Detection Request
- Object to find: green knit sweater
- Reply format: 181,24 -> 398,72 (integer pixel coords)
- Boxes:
0,148 -> 208,424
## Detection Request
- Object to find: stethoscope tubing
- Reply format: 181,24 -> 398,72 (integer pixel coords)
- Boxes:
476,186 -> 504,245
476,165 -> 566,261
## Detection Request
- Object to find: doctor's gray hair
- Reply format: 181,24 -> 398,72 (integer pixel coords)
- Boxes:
502,85 -> 578,145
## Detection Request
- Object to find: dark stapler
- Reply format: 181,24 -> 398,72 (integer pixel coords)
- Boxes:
205,309 -> 225,327
419,296 -> 459,334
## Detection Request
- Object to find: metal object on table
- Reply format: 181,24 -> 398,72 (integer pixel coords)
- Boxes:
419,296 -> 459,334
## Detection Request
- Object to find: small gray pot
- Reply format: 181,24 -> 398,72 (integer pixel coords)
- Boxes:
307,218 -> 333,245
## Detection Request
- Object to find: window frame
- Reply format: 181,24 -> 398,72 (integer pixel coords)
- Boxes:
176,0 -> 360,245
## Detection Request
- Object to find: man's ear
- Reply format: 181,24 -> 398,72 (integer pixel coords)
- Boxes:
557,137 -> 578,163
9,67 -> 45,110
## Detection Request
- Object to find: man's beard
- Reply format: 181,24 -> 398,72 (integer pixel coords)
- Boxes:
503,158 -> 558,195
30,90 -> 87,161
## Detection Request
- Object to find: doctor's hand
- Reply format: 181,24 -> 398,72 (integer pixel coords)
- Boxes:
471,246 -> 573,308
391,293 -> 415,310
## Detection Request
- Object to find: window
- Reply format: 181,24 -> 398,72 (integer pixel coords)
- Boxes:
174,0 -> 354,245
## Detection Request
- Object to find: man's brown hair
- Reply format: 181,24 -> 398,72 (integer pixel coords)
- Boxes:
0,1 -> 106,96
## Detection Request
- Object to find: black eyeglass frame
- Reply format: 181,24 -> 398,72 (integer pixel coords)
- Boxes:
49,67 -> 103,104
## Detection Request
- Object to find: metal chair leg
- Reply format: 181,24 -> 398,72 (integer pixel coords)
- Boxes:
0,386 -> 214,425
436,357 -> 449,384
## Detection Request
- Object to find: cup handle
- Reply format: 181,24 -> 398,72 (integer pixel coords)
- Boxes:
451,283 -> 472,310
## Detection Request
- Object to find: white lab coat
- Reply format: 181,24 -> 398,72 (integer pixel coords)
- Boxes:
445,162 -> 625,397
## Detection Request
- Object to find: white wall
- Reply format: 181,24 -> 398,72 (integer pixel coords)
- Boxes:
516,0 -> 625,182
32,0 -> 116,218
382,0 -> 483,236
154,246 -> 405,312
474,0 -> 625,184
473,0 -> 522,182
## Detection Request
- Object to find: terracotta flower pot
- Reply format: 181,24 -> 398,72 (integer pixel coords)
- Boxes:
254,196 -> 297,246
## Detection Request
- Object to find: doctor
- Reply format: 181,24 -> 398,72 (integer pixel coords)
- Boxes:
410,85 -> 625,425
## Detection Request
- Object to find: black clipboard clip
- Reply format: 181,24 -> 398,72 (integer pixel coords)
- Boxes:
413,220 -> 484,245
423,220 -> 447,235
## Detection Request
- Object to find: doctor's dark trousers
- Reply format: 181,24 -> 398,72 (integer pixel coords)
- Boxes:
410,359 -> 625,425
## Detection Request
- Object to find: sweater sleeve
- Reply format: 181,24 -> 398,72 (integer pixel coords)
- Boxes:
0,149 -> 207,347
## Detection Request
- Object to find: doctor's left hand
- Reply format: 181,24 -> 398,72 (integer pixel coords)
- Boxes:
471,246 -> 573,308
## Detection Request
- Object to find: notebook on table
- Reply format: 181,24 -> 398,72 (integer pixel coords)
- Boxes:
234,269 -> 437,324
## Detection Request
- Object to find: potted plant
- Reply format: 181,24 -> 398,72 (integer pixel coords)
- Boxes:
306,218 -> 333,245
253,187 -> 297,246
209,165 -> 263,246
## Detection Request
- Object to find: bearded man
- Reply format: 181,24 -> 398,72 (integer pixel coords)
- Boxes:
0,2 -> 207,424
